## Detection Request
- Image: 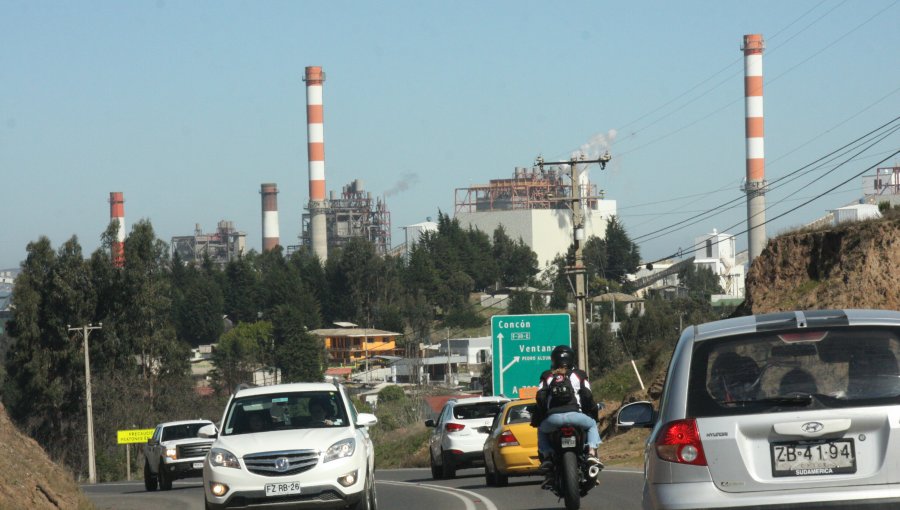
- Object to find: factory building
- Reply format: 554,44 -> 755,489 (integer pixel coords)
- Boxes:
692,230 -> 746,299
171,220 -> 246,266
454,166 -> 617,269
299,179 -> 392,257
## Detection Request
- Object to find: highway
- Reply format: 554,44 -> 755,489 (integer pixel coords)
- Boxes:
83,466 -> 644,509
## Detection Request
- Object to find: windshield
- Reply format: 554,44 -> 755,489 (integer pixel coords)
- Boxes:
162,422 -> 211,441
688,327 -> 900,417
222,391 -> 348,435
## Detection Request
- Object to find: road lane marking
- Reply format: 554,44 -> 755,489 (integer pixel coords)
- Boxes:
378,480 -> 498,510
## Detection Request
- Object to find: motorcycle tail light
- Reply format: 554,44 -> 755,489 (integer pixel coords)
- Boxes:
445,422 -> 466,432
655,419 -> 707,466
560,426 -> 576,437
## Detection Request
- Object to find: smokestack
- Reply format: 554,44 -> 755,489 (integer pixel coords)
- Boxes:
109,192 -> 125,268
261,183 -> 280,251
742,34 -> 767,261
304,66 -> 328,261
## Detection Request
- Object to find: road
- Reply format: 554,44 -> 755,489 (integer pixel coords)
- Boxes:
83,466 -> 644,509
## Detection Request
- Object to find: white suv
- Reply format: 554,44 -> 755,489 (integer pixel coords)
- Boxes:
201,382 -> 378,510
425,395 -> 510,479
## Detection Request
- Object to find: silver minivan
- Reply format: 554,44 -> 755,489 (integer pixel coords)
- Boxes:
618,309 -> 900,509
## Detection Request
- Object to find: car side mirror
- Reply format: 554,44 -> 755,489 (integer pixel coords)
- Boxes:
616,401 -> 656,429
356,413 -> 378,428
198,424 -> 218,438
424,419 -> 436,428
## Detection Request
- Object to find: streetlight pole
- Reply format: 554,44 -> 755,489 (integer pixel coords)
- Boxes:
68,322 -> 102,484
537,152 -> 611,377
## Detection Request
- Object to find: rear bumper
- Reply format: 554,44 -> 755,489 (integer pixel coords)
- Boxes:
445,450 -> 484,468
645,481 -> 900,510
496,447 -> 541,475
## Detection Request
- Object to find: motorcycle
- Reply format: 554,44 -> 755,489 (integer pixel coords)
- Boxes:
541,425 -> 602,510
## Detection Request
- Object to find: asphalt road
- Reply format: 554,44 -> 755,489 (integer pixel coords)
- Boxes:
83,466 -> 644,510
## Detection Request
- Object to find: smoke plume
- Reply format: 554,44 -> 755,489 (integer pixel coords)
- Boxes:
383,172 -> 420,197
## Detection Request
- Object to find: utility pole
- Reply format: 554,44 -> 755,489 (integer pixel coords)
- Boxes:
537,152 -> 611,377
68,323 -> 102,484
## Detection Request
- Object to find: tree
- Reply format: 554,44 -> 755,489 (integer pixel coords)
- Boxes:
212,321 -> 272,393
272,306 -> 325,383
493,226 -> 538,287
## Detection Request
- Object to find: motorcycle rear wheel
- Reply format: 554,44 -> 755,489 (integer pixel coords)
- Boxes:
561,451 -> 580,510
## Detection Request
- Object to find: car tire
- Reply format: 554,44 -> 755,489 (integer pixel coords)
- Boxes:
430,452 -> 443,480
143,459 -> 158,491
158,461 -> 173,491
495,472 -> 509,487
349,469 -> 377,510
441,451 -> 456,479
484,459 -> 497,487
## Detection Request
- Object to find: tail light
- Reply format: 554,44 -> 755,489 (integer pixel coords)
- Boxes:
445,422 -> 466,432
655,419 -> 707,466
498,430 -> 519,447
560,426 -> 576,437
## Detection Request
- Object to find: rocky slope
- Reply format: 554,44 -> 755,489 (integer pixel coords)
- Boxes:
741,214 -> 900,314
0,403 -> 93,509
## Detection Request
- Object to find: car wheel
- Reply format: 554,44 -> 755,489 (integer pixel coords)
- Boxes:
143,459 -> 158,491
441,451 -> 456,479
495,472 -> 509,487
158,461 -> 173,491
429,452 -> 442,480
350,470 -> 377,510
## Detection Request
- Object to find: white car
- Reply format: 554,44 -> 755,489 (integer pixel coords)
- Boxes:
201,382 -> 378,510
144,419 -> 215,491
425,395 -> 510,479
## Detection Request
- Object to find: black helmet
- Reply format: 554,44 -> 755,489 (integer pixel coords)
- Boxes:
551,345 -> 576,370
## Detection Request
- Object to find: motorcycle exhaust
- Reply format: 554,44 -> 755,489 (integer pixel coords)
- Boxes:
587,464 -> 601,479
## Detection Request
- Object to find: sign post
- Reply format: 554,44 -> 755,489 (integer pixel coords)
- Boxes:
491,313 -> 571,398
117,429 -> 155,481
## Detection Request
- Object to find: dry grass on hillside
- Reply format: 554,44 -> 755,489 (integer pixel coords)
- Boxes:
0,404 -> 94,510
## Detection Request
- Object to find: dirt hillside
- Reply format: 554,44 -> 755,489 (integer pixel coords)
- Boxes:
0,403 -> 93,510
741,215 -> 900,314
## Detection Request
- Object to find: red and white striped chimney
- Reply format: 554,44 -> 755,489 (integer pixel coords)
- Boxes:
109,192 -> 125,268
742,34 -> 767,261
260,183 -> 280,251
304,65 -> 328,261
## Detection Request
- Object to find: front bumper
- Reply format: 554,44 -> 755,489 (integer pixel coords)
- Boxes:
161,458 -> 206,479
204,457 -> 366,509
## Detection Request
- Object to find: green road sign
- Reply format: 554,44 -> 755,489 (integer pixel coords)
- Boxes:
491,313 -> 571,398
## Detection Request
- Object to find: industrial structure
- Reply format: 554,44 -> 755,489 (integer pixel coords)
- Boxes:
741,34 -> 768,262
260,183 -> 280,252
298,179 -> 393,256
171,221 -> 246,266
304,66 -> 329,261
454,166 -> 617,269
109,192 -> 125,268
693,229 -> 746,298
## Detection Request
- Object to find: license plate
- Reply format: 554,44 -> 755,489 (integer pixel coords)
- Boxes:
265,482 -> 302,496
771,438 -> 856,477
192,462 -> 204,469
561,436 -> 577,448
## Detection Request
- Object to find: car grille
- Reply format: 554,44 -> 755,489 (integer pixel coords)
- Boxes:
243,450 -> 319,476
177,442 -> 212,459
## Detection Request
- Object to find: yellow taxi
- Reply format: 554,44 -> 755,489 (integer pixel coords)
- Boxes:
481,398 -> 540,486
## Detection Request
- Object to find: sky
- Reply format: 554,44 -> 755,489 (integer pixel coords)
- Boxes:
2,0 -> 899,270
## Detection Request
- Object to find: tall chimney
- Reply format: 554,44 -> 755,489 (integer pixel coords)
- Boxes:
304,66 -> 328,261
109,192 -> 125,268
261,183 -> 280,251
742,34 -> 767,261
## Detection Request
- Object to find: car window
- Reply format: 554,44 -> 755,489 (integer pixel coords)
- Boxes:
151,426 -> 161,443
452,402 -> 504,420
222,391 -> 349,435
161,423 -> 210,441
688,327 -> 900,417
504,404 -> 535,425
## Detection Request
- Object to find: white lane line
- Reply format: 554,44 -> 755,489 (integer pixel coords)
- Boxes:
378,480 -> 498,510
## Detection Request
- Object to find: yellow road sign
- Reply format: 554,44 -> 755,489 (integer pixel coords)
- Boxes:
117,428 -> 155,444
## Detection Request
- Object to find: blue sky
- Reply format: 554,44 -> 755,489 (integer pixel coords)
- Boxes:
2,0 -> 899,269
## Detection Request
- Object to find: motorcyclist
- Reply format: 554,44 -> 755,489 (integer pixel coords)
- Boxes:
532,344 -> 603,473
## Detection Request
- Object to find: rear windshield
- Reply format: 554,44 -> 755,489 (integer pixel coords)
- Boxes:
453,402 -> 505,420
162,423 -> 211,441
688,327 -> 900,417
504,403 -> 536,425
222,391 -> 349,435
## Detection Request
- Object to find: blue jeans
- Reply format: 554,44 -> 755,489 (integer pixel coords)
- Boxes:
538,412 -> 601,456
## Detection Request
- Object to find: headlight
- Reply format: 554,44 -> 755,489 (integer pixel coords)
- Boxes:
324,438 -> 356,463
165,447 -> 177,460
208,448 -> 241,469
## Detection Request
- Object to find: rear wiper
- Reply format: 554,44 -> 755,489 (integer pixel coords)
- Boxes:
728,394 -> 814,407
